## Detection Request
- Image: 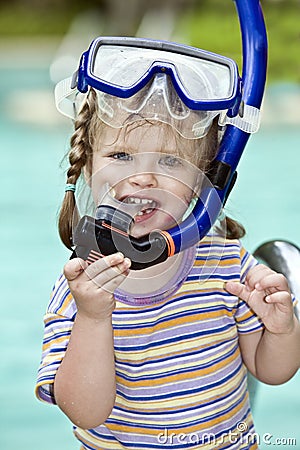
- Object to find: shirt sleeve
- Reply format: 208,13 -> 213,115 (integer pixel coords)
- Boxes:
234,244 -> 264,334
35,275 -> 77,404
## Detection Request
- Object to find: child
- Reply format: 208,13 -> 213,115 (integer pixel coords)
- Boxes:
36,38 -> 300,449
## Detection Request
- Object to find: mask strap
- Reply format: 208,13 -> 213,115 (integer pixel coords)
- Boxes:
55,76 -> 87,120
219,103 -> 261,134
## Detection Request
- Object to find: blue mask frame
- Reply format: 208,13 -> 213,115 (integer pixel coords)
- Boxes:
77,38 -> 242,115
72,0 -> 268,269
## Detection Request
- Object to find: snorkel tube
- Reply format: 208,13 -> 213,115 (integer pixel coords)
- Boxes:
73,0 -> 268,269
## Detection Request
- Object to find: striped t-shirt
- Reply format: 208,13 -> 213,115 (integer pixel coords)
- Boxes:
36,236 -> 263,449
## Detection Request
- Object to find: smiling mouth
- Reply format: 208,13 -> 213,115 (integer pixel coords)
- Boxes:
122,196 -> 158,218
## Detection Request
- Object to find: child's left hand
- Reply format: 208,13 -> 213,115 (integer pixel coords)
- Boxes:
226,264 -> 295,335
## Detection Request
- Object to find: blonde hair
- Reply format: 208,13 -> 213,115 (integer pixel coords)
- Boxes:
58,90 -> 244,249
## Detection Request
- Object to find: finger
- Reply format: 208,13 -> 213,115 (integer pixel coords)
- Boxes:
92,258 -> 131,289
225,281 -> 251,302
255,273 -> 290,293
83,252 -> 125,281
101,266 -> 131,294
245,264 -> 275,289
265,291 -> 293,306
64,258 -> 88,281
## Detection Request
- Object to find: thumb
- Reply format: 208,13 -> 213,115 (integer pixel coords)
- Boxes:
225,281 -> 251,303
64,258 -> 88,281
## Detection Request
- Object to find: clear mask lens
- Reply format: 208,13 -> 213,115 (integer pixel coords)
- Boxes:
92,44 -> 234,101
96,73 -> 220,139
90,43 -> 236,139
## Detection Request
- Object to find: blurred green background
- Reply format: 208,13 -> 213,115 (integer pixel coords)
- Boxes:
0,1 -> 299,449
0,0 -> 299,81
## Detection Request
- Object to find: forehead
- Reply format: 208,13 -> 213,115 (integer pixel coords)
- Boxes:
97,121 -> 192,155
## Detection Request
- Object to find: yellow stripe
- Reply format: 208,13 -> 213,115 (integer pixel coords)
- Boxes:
115,327 -> 237,364
116,346 -> 239,389
56,292 -> 74,315
114,368 -> 246,417
114,279 -> 229,322
74,429 -> 124,449
116,341 -> 237,381
109,390 -> 249,433
114,308 -> 231,338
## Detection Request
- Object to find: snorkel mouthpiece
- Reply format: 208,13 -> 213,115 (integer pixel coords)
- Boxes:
72,183 -> 172,270
94,184 -> 144,233
73,212 -> 170,270
96,205 -> 134,234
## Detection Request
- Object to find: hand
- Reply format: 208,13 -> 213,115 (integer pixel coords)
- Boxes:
63,253 -> 131,321
226,264 -> 295,335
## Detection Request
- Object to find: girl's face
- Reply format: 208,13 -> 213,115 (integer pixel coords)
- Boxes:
90,122 -> 201,238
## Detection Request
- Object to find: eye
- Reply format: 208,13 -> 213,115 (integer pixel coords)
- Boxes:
159,155 -> 183,168
110,152 -> 133,161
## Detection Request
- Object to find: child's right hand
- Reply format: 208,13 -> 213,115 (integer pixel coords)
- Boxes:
63,253 -> 131,321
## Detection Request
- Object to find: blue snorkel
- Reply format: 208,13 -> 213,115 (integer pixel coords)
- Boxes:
70,0 -> 268,269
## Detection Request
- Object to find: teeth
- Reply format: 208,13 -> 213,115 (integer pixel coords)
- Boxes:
136,208 -> 154,216
124,197 -> 155,205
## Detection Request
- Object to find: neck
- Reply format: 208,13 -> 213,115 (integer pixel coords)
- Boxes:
119,251 -> 186,296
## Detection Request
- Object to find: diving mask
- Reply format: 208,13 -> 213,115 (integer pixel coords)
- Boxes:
55,37 -> 260,138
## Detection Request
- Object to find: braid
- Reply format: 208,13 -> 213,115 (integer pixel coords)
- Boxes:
58,90 -> 97,249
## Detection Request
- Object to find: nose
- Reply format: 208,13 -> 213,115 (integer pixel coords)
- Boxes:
126,153 -> 160,189
128,171 -> 158,189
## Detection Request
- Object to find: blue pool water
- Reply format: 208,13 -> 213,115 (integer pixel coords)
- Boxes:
0,61 -> 299,449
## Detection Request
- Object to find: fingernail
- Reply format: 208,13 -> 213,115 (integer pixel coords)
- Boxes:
111,252 -> 124,263
123,258 -> 131,268
265,295 -> 271,303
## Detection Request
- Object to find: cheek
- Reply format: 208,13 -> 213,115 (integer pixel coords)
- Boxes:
164,179 -> 193,204
160,166 -> 199,197
90,160 -> 124,203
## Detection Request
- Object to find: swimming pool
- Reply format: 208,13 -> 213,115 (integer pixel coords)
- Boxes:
1,52 -> 299,449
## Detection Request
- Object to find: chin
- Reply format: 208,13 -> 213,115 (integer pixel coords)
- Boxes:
130,226 -> 151,239
131,219 -> 178,239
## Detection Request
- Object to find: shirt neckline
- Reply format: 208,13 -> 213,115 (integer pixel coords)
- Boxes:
114,246 -> 197,306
